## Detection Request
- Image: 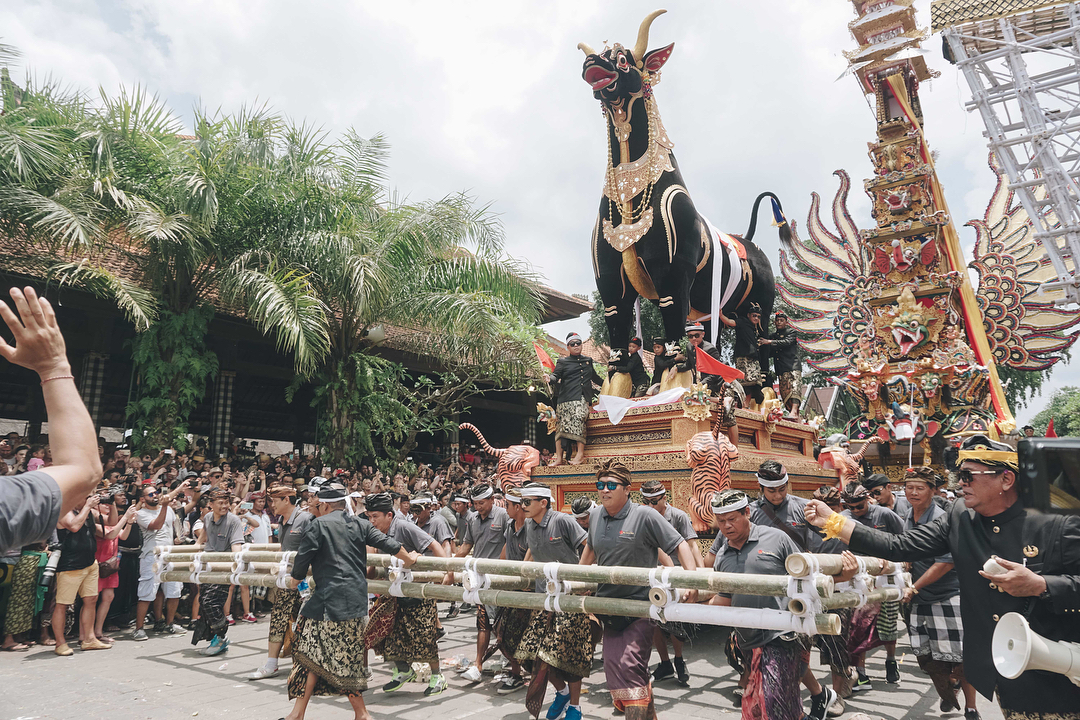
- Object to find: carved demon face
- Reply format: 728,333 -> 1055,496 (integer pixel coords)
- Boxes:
857,376 -> 880,397
891,315 -> 929,356
917,373 -> 941,398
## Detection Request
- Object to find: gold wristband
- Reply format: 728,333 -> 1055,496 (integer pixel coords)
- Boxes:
823,512 -> 847,540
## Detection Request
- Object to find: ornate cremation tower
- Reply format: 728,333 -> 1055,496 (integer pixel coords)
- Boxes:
782,0 -> 1016,477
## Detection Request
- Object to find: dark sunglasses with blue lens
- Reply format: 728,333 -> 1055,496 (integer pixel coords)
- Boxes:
595,480 -> 626,491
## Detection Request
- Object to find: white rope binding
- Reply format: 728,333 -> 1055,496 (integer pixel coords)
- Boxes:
785,554 -> 823,635
649,566 -> 676,622
543,562 -> 567,613
388,556 -> 412,598
461,557 -> 486,605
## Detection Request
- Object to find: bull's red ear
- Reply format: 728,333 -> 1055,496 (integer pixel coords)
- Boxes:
643,43 -> 674,72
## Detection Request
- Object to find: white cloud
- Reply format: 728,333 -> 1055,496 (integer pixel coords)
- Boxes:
2,0 -> 1069,418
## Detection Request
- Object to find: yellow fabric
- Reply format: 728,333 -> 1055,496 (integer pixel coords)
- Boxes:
823,513 -> 849,541
957,449 -> 1019,470
883,75 -> 1016,434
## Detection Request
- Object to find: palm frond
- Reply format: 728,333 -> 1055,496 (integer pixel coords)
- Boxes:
46,260 -> 159,330
337,129 -> 389,188
0,41 -> 21,68
0,185 -> 104,248
218,253 -> 331,376
0,123 -> 66,181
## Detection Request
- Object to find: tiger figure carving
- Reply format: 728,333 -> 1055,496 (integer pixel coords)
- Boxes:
685,415 -> 739,533
458,423 -> 541,490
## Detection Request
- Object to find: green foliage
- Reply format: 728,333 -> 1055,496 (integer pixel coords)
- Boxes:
1029,386 -> 1080,437
998,363 -> 1055,415
588,291 -> 665,347
126,306 -> 218,453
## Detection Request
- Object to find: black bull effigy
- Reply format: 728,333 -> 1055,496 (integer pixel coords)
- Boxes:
581,9 -> 788,354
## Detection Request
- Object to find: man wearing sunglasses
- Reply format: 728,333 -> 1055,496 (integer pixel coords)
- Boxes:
580,461 -> 698,720
548,332 -> 602,466
863,473 -> 912,522
804,435 -> 1080,719
838,481 -> 904,689
674,322 -> 724,392
517,482 -> 591,719
493,490 -> 530,695
640,480 -> 698,686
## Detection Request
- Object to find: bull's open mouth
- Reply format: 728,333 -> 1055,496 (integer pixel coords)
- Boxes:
891,326 -> 926,355
818,453 -> 836,471
584,65 -> 618,90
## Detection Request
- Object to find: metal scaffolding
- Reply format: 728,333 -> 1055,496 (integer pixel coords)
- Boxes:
939,1 -> 1080,304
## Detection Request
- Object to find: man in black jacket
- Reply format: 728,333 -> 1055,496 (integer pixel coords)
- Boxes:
548,333 -> 602,466
677,322 -> 723,393
608,336 -> 651,397
803,435 -> 1080,719
759,311 -> 801,414
733,304 -> 765,405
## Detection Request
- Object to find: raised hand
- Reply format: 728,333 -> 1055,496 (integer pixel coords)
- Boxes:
804,499 -> 835,528
0,287 -> 70,378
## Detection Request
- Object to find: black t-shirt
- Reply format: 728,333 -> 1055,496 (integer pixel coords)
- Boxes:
57,517 -> 97,572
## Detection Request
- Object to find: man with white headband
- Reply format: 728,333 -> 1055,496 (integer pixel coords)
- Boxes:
454,483 -> 509,683
706,489 -> 841,720
517,481 -> 591,720
445,492 -> 475,619
569,496 -> 594,531
493,488 -> 531,695
639,479 -> 698,687
411,492 -> 454,640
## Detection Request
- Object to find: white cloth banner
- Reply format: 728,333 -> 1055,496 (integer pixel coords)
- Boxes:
593,387 -> 688,426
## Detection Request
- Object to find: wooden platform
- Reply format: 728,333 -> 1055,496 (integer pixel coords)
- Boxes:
532,400 -> 834,518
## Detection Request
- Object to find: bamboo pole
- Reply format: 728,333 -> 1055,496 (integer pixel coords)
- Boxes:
365,581 -> 840,635
159,571 -> 287,588
159,551 -> 286,564
365,554 -> 834,598
814,587 -> 904,612
785,553 -> 896,578
155,544 -> 279,555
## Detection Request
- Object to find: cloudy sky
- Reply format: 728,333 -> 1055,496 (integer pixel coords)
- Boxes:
2,0 -> 1070,422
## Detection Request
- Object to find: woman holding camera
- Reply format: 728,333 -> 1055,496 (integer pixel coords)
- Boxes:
91,494 -> 137,644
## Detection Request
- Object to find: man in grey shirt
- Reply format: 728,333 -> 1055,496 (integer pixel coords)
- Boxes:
454,483 -> 508,682
0,287 -> 103,553
639,479 -> 697,686
245,485 -> 314,681
750,459 -> 822,553
707,489 -> 839,720
193,489 -> 246,656
580,462 -> 698,720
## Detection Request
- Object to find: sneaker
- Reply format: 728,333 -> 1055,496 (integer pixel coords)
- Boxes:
964,710 -> 981,720
152,620 -> 167,633
497,675 -> 526,694
383,668 -> 416,692
852,671 -> 871,692
226,615 -> 236,626
245,666 -> 280,680
565,707 -> 582,720
885,658 -> 900,684
456,662 -> 476,675
199,637 -> 229,657
809,687 -> 837,720
132,629 -> 148,641
546,690 -> 571,720
424,673 -> 447,697
652,660 -> 675,682
674,657 -> 690,686
163,624 -> 186,635
826,697 -> 845,718
239,613 -> 257,624
462,665 -> 482,683
445,603 -> 459,619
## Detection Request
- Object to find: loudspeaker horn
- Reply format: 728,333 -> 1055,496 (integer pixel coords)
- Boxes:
992,612 -> 1080,687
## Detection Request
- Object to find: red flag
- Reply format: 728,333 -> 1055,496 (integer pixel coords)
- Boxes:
695,346 -> 744,382
1047,418 -> 1058,438
534,343 -> 555,372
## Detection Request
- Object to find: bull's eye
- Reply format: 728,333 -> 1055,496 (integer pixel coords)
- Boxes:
617,54 -> 628,71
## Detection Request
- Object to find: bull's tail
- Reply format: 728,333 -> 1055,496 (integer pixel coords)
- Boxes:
711,413 -> 723,440
743,192 -> 793,245
458,422 -> 505,457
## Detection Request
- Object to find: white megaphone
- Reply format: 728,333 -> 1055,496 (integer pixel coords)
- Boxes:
992,612 -> 1080,687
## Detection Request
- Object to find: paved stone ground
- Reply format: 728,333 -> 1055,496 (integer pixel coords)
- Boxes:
1,607 -> 1005,720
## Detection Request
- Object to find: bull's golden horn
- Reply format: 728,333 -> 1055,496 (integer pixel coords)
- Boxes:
577,42 -> 596,56
633,9 -> 667,65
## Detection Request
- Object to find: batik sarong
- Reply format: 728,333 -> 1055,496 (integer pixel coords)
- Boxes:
734,356 -> 762,386
495,607 -> 533,661
3,552 -> 41,636
602,617 -> 654,709
376,598 -> 439,665
555,400 -> 589,444
876,599 -> 900,642
269,586 -> 302,645
778,370 -> 802,408
742,638 -> 804,720
287,614 -> 369,698
847,603 -> 883,656
909,595 -> 962,663
814,607 -> 853,672
517,610 -> 593,680
199,582 -> 230,638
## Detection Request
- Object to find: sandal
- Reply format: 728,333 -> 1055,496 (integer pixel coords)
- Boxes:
1,643 -> 30,651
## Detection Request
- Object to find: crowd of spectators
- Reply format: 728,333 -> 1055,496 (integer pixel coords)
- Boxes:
0,431 -> 506,654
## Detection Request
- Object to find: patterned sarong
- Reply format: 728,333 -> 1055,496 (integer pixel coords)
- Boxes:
555,400 -> 589,444
517,610 -> 593,680
495,607 -> 533,661
742,639 -> 804,720
376,598 -> 439,665
269,586 -> 302,645
876,599 -> 900,642
813,608 -> 853,671
3,552 -> 41,636
909,595 -> 963,663
735,356 -> 762,386
287,615 -> 369,698
602,617 -> 653,708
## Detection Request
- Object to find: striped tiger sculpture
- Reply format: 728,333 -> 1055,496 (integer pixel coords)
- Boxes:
458,423 -> 541,490
685,416 -> 739,533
